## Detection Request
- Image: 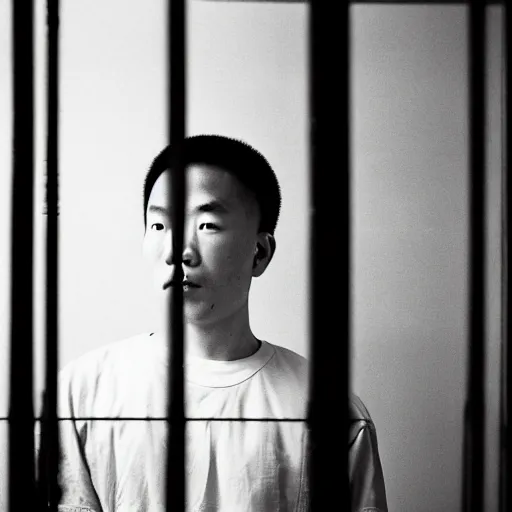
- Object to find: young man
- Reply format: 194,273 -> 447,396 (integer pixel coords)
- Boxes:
54,135 -> 387,511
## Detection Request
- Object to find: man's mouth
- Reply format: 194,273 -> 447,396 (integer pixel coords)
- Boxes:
163,280 -> 201,291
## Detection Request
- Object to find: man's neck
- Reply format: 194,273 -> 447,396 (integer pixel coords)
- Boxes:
163,309 -> 260,362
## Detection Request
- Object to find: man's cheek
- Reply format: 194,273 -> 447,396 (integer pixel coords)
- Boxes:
142,238 -> 158,260
149,243 -> 165,262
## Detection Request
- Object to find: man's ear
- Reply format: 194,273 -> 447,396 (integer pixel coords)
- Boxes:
252,233 -> 276,278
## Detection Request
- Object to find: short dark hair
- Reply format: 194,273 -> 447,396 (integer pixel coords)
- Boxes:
143,135 -> 281,235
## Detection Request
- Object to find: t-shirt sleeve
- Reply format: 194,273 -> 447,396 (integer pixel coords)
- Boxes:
56,365 -> 103,512
348,418 -> 388,512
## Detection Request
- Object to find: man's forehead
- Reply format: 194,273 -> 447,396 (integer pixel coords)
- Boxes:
147,165 -> 245,208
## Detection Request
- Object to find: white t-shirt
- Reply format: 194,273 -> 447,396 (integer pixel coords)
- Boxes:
53,332 -> 387,512
56,332 -> 310,512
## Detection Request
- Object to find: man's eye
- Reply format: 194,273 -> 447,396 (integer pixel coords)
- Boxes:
151,223 -> 165,231
199,222 -> 218,231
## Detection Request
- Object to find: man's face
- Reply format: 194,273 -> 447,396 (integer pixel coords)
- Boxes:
143,164 -> 261,326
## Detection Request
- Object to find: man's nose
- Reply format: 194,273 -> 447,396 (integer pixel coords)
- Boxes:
164,228 -> 199,267
182,243 -> 199,267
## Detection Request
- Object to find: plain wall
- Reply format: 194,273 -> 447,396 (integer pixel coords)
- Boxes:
351,6 -> 503,512
0,2 -> 504,511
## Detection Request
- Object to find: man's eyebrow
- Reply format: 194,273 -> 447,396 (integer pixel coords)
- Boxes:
148,201 -> 229,216
195,200 -> 229,213
147,205 -> 169,216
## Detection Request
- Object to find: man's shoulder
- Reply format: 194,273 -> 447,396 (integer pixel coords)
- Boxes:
261,342 -> 309,413
270,342 -> 308,363
348,393 -> 378,447
57,332 -> 159,414
265,342 -> 309,379
349,393 -> 373,422
60,332 -> 155,379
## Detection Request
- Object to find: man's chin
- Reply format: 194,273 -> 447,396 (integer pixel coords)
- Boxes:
157,299 -> 212,321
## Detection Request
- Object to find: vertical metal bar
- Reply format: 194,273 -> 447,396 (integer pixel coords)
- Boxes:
8,0 -> 36,509
462,1 -> 486,512
36,0 -> 62,510
500,2 -> 510,511
165,0 -> 186,510
307,1 -> 350,510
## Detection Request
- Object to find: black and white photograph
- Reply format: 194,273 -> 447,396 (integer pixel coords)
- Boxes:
0,1 -> 507,511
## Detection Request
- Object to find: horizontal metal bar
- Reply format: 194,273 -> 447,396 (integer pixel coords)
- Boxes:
195,0 -> 504,4
0,417 -> 310,422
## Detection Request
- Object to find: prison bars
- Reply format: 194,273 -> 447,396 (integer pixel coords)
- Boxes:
8,0 -> 36,510
501,2 -> 511,511
166,0 -> 187,510
307,0 -> 350,509
463,2 -> 487,512
7,1 -> 496,511
37,0 -> 62,510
